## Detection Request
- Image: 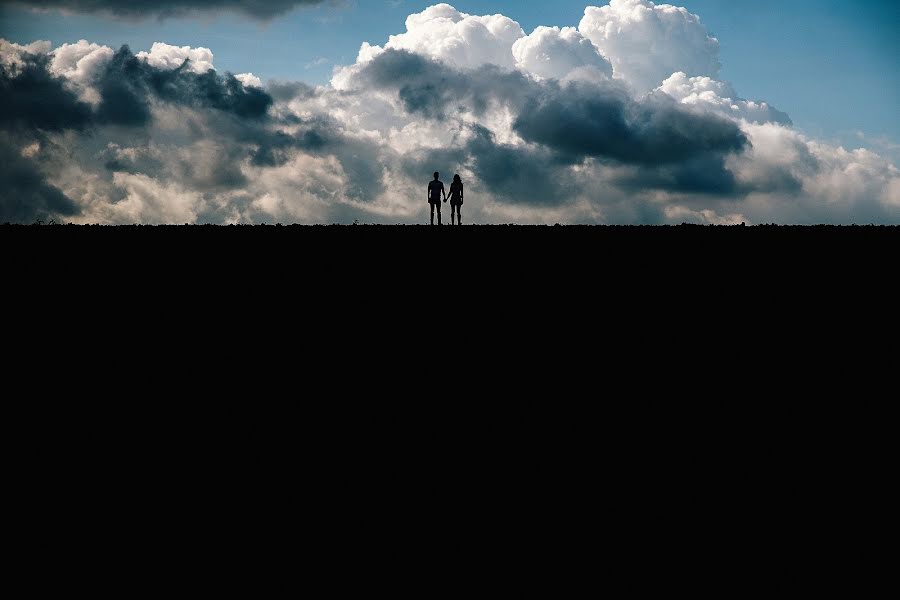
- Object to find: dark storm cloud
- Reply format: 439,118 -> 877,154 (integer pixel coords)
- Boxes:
1,58 -> 92,133
1,1 -> 327,19
1,46 -> 274,131
467,126 -> 576,205
95,46 -> 273,127
247,125 -> 327,167
612,156 -> 740,195
513,85 -> 749,166
398,125 -> 574,206
1,59 -> 89,221
0,134 -> 80,221
357,50 -> 532,120
266,80 -> 317,103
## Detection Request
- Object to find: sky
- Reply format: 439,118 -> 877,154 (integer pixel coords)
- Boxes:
1,0 -> 898,224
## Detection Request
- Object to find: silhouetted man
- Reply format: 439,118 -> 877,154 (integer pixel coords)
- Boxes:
428,172 -> 447,225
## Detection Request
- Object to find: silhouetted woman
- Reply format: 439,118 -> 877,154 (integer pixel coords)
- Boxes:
448,174 -> 464,225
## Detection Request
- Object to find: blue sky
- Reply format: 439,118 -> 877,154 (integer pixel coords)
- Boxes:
2,0 -> 897,154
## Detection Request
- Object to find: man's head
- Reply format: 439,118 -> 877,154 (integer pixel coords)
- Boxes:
434,172 -> 440,180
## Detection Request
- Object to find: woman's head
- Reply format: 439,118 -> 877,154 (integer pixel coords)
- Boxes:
453,174 -> 462,184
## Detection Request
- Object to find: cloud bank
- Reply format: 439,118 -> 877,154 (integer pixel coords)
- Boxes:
1,1 -> 898,224
0,1 -> 327,19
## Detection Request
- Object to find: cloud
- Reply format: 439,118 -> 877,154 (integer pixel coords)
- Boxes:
512,26 -> 612,81
0,41 -> 289,222
512,81 -> 748,166
657,72 -> 792,126
1,1 -> 328,20
1,53 -> 93,132
50,40 -> 114,85
344,49 -> 532,120
136,42 -> 215,74
579,0 -> 721,93
235,73 -> 262,88
93,45 -> 273,126
346,47 -> 747,194
0,132 -> 80,221
1,39 -> 52,69
358,3 -> 525,70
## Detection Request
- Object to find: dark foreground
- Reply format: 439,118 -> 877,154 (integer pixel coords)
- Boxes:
4,224 -> 894,396
4,223 -> 896,258
5,224 -> 896,294
4,222 -> 899,238
4,223 -> 897,247
4,223 -> 897,231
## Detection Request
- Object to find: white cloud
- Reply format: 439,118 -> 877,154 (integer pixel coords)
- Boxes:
50,40 -> 114,84
1,39 -> 52,69
104,172 -> 204,224
235,72 -> 263,88
725,122 -> 900,223
363,3 -> 525,70
136,42 -> 215,74
241,153 -> 347,223
658,72 -> 791,125
579,0 -> 720,94
512,26 -> 612,81
48,40 -> 115,103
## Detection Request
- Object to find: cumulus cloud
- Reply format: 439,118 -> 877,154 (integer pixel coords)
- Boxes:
359,3 -> 525,70
512,26 -> 612,81
50,40 -> 114,84
0,39 -> 51,68
1,2 -> 898,224
658,72 -> 791,125
136,42 -> 215,74
235,73 -> 262,88
579,0 -> 721,94
0,0 -> 327,20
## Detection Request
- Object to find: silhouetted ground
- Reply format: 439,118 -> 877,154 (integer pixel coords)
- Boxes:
5,223 -> 897,254
4,222 -> 897,250
4,222 -> 892,399
5,223 -> 897,231
6,223 -> 895,298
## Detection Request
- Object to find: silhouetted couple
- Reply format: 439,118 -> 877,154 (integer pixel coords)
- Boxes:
428,172 -> 464,225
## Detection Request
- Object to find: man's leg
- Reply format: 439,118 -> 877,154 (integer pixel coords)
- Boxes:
437,203 -> 442,226
430,203 -> 435,225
